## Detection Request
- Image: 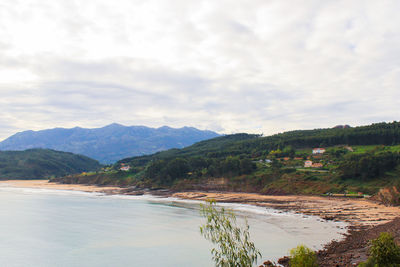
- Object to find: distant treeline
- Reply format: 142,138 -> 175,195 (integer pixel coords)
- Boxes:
123,122 -> 400,164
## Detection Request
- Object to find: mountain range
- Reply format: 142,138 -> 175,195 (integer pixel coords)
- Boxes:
0,124 -> 219,164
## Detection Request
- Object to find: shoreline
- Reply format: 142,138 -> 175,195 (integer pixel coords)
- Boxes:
2,179 -> 400,266
172,191 -> 400,228
1,180 -> 399,228
0,179 -> 124,194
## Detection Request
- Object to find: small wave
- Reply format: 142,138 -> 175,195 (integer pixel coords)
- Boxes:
0,186 -> 105,197
104,194 -> 348,228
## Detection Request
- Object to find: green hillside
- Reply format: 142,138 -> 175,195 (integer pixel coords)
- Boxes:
54,122 -> 400,196
0,149 -> 102,179
120,121 -> 400,166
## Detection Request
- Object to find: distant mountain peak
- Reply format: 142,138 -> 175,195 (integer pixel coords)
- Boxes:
157,125 -> 172,130
103,123 -> 125,128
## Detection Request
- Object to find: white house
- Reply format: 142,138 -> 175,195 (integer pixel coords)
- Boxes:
312,148 -> 326,154
120,166 -> 131,171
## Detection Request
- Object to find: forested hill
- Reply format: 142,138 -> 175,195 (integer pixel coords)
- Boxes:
55,121 -> 400,197
120,122 -> 400,167
0,124 -> 220,164
119,133 -> 259,166
0,149 -> 101,179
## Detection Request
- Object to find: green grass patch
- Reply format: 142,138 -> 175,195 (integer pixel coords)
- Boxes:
350,144 -> 400,154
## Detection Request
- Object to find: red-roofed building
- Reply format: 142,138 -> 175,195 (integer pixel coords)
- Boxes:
304,160 -> 313,167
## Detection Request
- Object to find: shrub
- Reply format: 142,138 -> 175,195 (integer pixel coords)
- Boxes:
289,245 -> 318,267
359,232 -> 400,267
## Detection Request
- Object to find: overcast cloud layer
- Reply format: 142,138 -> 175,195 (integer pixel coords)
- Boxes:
0,0 -> 399,140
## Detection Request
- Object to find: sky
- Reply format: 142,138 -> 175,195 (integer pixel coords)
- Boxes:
0,0 -> 399,140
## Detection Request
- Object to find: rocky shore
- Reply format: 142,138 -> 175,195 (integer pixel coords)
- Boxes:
316,217 -> 400,266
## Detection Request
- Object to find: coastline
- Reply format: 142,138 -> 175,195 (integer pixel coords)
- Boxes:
2,180 -> 399,228
171,191 -> 400,266
172,192 -> 400,228
2,179 -> 400,266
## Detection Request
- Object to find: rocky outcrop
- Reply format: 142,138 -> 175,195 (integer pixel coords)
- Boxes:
376,186 -> 400,206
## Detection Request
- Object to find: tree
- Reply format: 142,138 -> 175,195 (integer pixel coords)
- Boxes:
200,200 -> 261,267
165,158 -> 189,179
239,158 -> 255,175
222,156 -> 241,177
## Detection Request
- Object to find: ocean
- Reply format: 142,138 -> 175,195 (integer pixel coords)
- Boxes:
0,186 -> 347,266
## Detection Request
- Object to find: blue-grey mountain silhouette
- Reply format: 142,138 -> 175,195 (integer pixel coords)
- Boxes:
0,124 -> 220,163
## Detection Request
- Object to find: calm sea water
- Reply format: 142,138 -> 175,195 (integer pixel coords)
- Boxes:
0,186 -> 347,267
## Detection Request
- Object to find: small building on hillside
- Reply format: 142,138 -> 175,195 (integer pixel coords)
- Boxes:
312,148 -> 326,154
311,163 -> 323,168
120,166 -> 131,171
304,160 -> 313,167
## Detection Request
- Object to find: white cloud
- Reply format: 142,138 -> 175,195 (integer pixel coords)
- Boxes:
0,0 -> 399,140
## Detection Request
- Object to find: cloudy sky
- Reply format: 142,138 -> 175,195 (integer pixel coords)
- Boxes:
0,0 -> 399,140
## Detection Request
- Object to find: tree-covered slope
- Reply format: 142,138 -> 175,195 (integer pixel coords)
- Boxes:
0,149 -> 101,179
0,124 -> 220,164
120,121 -> 400,167
119,133 -> 259,166
55,121 -> 400,196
